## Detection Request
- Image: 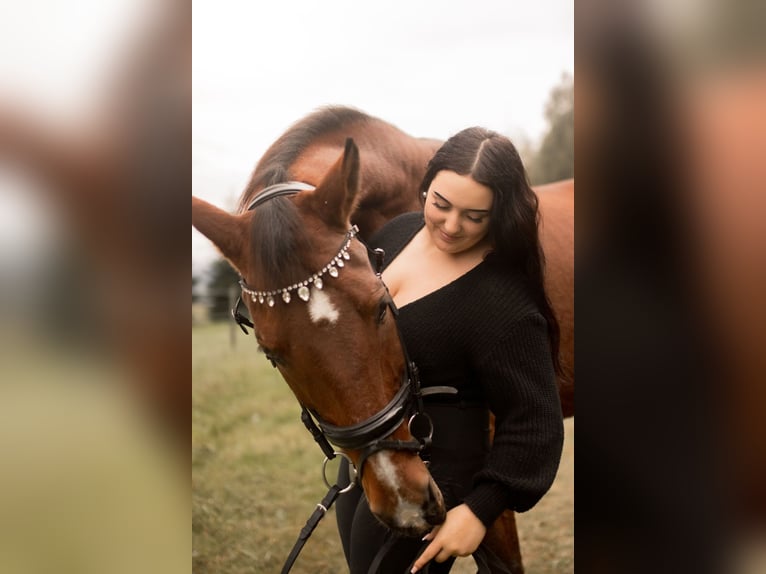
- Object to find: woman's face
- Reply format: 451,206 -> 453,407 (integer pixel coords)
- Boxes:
423,170 -> 494,254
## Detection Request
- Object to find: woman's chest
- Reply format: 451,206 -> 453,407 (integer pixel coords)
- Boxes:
382,237 -> 485,309
382,257 -> 459,308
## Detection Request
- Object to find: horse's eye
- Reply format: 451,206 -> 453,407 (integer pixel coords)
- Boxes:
376,300 -> 388,325
258,345 -> 280,367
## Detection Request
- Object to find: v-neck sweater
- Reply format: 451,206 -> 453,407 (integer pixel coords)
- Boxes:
370,212 -> 564,526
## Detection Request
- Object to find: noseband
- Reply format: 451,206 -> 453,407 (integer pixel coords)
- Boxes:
233,182 -> 455,485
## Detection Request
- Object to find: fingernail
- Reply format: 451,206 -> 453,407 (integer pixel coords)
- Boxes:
410,568 -> 418,574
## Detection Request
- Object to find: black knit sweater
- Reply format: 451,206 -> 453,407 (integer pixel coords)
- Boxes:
371,212 -> 564,527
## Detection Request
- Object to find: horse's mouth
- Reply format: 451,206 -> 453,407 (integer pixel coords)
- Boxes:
376,510 -> 443,538
374,480 -> 447,537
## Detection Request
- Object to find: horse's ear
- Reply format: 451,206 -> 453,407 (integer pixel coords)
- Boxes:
192,196 -> 250,273
305,138 -> 360,229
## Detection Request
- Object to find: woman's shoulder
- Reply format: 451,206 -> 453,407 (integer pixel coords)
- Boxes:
464,265 -> 550,360
468,260 -> 541,321
367,211 -> 423,259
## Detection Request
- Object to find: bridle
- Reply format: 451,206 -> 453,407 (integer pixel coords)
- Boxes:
232,181 -> 454,573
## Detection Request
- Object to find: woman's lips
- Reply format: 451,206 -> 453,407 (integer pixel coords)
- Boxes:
438,230 -> 459,243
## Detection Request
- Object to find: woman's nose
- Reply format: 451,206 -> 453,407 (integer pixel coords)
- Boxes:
443,213 -> 461,234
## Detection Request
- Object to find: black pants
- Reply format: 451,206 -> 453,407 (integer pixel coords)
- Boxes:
336,404 -> 512,574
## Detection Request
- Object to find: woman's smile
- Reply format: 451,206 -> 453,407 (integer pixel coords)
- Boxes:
438,229 -> 460,242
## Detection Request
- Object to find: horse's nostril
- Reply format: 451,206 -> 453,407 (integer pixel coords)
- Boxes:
423,479 -> 446,525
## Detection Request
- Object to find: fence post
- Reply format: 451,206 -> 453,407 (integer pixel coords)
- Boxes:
228,285 -> 237,349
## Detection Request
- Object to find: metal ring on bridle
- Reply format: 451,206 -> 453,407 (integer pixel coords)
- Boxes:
322,452 -> 357,493
407,412 -> 433,443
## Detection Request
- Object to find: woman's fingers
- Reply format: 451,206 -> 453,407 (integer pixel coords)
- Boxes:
421,525 -> 440,542
410,538 -> 442,573
411,504 -> 487,571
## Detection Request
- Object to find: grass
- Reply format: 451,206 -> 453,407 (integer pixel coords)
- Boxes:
192,322 -> 573,573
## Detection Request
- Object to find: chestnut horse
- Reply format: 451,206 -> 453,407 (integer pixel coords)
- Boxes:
191,106 -> 574,572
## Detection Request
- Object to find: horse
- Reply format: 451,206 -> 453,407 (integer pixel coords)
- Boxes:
191,106 -> 574,572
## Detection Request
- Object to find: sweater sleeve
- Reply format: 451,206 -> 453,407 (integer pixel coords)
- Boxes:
462,312 -> 564,527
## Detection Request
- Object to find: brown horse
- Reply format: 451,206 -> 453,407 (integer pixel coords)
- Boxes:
191,106 -> 574,572
537,179 -> 575,418
193,138 -> 447,536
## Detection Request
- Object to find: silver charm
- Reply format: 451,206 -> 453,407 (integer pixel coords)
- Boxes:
298,285 -> 310,301
314,276 -> 323,290
329,266 -> 339,278
267,295 -> 275,307
282,291 -> 291,303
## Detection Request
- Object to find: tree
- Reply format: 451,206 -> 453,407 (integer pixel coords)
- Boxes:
192,275 -> 200,303
206,258 -> 240,320
529,73 -> 574,185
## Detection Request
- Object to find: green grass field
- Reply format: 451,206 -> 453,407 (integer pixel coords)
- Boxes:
192,322 -> 573,573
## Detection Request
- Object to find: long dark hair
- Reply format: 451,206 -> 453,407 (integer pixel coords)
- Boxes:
420,127 -> 561,374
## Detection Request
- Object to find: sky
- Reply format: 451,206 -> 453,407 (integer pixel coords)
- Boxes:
192,0 -> 573,274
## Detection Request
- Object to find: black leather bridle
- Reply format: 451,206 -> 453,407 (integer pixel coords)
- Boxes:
232,182 -> 456,573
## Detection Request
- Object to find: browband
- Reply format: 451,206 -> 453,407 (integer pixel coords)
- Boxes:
246,181 -> 316,211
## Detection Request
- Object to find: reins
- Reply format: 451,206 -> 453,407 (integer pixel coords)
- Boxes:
232,182 -> 457,574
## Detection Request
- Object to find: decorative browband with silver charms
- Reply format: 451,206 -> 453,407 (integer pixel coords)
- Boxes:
239,225 -> 359,307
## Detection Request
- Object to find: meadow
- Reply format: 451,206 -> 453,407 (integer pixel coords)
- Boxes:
192,321 -> 573,573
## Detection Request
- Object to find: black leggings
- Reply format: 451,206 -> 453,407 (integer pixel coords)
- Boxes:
335,404 -> 512,574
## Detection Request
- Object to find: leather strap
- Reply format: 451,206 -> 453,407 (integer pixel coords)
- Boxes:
280,484 -> 342,574
246,181 -> 316,211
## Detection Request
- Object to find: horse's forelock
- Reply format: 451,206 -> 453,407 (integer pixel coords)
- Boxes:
249,198 -> 311,290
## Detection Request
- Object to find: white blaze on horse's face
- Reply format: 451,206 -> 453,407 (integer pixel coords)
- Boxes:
307,288 -> 339,325
371,451 -> 431,532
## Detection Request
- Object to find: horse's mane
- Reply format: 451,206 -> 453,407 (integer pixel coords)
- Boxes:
242,107 -> 370,291
239,106 -> 372,210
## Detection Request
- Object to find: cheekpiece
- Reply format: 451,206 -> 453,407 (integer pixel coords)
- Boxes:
240,225 -> 359,306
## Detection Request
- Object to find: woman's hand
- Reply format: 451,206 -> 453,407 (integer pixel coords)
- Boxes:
410,503 -> 487,573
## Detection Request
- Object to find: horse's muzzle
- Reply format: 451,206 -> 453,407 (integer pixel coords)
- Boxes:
373,475 -> 446,538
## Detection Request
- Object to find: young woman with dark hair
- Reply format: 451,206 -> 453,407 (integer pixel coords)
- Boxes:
336,127 -> 564,573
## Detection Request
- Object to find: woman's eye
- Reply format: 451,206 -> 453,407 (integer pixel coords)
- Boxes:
467,215 -> 485,223
432,202 -> 449,211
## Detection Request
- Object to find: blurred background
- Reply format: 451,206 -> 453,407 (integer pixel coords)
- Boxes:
575,1 -> 766,573
0,1 -> 189,572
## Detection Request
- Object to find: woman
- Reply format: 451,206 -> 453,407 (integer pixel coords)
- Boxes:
336,127 -> 564,573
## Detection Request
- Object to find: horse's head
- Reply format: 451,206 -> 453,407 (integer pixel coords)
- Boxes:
192,139 -> 445,535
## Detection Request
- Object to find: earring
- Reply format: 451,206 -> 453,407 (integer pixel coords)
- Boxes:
421,191 -> 427,198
